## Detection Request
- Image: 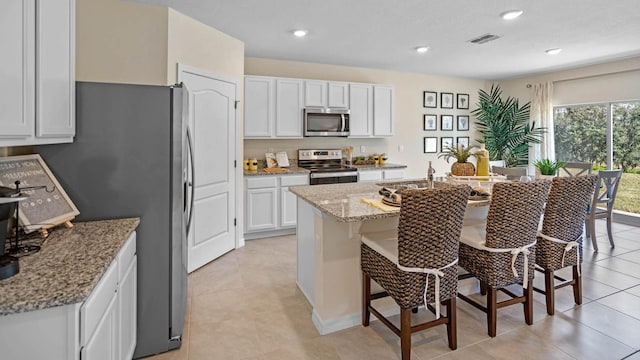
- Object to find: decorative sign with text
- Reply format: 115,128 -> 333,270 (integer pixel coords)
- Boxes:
0,154 -> 79,233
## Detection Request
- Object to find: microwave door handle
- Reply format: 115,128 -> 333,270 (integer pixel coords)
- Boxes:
341,114 -> 345,132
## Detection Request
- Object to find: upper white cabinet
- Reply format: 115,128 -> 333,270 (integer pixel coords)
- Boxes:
304,81 -> 349,109
373,85 -> 394,137
0,0 -> 75,147
348,83 -> 373,137
244,76 -> 303,138
244,76 -> 392,139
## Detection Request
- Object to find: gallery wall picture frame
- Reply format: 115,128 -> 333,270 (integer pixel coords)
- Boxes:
441,115 -> 454,131
441,92 -> 454,109
441,137 -> 454,152
424,137 -> 438,153
457,93 -> 470,109
424,114 -> 437,130
457,115 -> 470,131
457,136 -> 470,149
423,91 -> 437,108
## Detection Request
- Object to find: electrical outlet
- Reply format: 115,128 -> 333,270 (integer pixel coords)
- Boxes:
360,145 -> 366,153
398,145 -> 404,152
268,148 -> 274,153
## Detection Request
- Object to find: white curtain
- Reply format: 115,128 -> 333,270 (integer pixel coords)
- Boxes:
529,82 -> 554,172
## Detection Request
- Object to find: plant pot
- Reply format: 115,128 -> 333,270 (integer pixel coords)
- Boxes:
451,162 -> 475,176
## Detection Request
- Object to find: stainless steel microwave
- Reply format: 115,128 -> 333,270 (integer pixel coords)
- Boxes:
303,108 -> 350,137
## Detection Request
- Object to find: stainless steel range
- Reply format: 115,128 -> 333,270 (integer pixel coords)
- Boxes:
298,149 -> 358,185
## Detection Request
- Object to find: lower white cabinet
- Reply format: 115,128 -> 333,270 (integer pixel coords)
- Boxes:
0,231 -> 137,360
358,169 -> 405,182
383,169 -> 405,180
245,174 -> 308,239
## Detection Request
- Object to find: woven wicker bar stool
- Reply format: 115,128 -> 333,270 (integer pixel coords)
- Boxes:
534,175 -> 598,315
457,180 -> 551,337
361,185 -> 470,360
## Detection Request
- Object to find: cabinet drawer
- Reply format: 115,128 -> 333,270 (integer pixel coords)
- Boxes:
383,169 -> 405,180
246,176 -> 277,189
280,175 -> 308,187
80,259 -> 118,345
118,231 -> 136,279
358,170 -> 382,182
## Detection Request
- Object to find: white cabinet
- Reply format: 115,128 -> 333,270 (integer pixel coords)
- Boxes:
358,170 -> 382,182
275,79 -> 304,137
244,76 -> 274,137
118,234 -> 137,360
383,169 -> 405,180
245,176 -> 278,232
373,85 -> 394,136
0,0 -> 75,147
81,293 -> 118,360
244,76 -> 303,138
245,174 -> 308,239
304,81 -> 349,109
348,83 -> 373,137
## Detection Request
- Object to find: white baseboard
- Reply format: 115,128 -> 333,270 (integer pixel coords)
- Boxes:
312,310 -> 362,335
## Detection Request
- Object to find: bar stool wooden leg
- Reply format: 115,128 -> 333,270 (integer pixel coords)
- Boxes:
544,270 -> 555,315
573,265 -> 582,305
487,287 -> 497,337
480,280 -> 487,296
446,298 -> 457,350
362,272 -> 371,326
400,308 -> 411,360
524,280 -> 534,325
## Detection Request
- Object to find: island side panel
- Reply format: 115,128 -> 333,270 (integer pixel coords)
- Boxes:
296,197 -> 316,306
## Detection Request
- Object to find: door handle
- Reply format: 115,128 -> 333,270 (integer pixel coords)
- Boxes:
186,127 -> 195,234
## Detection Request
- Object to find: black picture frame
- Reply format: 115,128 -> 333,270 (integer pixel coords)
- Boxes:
457,115 -> 470,131
423,91 -> 437,108
441,137 -> 454,152
457,93 -> 470,109
424,137 -> 438,153
441,92 -> 454,109
423,114 -> 437,130
441,115 -> 454,131
457,136 -> 470,149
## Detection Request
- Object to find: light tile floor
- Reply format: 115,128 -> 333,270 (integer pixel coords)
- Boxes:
147,220 -> 640,360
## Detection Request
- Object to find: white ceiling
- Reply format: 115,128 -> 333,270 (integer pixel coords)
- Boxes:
130,0 -> 640,80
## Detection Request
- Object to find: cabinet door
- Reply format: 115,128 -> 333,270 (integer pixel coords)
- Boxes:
119,257 -> 137,360
358,170 -> 383,182
275,79 -> 303,137
246,187 -> 278,232
36,0 -> 75,138
81,293 -> 118,360
373,85 -> 394,137
304,80 -> 327,108
327,82 -> 349,109
383,169 -> 405,180
348,83 -> 373,137
280,186 -> 298,228
0,0 -> 34,139
244,76 -> 275,137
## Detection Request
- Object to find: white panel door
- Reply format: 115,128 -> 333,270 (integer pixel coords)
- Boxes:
181,68 -> 237,273
348,83 -> 373,137
304,80 -> 326,108
327,82 -> 349,108
0,0 -> 34,139
244,76 -> 274,137
275,79 -> 303,137
373,85 -> 394,137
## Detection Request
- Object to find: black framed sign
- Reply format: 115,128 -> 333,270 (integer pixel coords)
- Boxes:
423,91 -> 437,108
0,154 -> 79,233
424,114 -> 437,130
457,115 -> 470,131
441,115 -> 454,131
441,92 -> 454,109
457,93 -> 470,109
424,137 -> 438,153
441,137 -> 454,152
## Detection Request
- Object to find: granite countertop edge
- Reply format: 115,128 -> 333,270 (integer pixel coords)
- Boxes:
244,165 -> 310,176
352,163 -> 407,171
0,217 -> 140,317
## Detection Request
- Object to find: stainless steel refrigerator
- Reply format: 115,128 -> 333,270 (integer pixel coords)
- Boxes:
37,81 -> 193,359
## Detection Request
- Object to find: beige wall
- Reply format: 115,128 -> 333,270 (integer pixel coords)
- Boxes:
245,57 -> 486,178
76,0 -> 169,85
496,56 -> 640,106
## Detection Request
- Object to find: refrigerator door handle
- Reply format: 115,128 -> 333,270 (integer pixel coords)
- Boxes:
186,127 -> 195,235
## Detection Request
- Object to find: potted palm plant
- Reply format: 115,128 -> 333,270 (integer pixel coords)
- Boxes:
438,144 -> 477,176
472,84 -> 546,167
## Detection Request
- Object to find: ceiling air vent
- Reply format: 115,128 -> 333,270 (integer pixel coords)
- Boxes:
468,33 -> 501,44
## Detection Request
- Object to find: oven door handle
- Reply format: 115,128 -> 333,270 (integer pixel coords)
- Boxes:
310,171 -> 359,179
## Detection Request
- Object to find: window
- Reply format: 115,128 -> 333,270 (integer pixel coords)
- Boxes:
554,101 -> 640,216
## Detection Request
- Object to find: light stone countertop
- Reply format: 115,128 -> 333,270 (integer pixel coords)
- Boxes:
243,165 -> 310,177
352,163 -> 407,171
0,217 -> 140,316
289,181 -> 489,223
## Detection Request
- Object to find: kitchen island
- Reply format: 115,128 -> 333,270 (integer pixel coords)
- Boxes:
290,181 -> 488,335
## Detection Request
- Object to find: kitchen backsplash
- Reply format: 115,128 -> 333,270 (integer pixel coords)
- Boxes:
243,138 -> 390,161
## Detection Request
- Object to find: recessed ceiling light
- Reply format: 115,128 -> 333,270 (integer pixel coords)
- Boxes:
293,30 -> 307,37
545,48 -> 562,55
415,46 -> 429,53
500,10 -> 523,20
